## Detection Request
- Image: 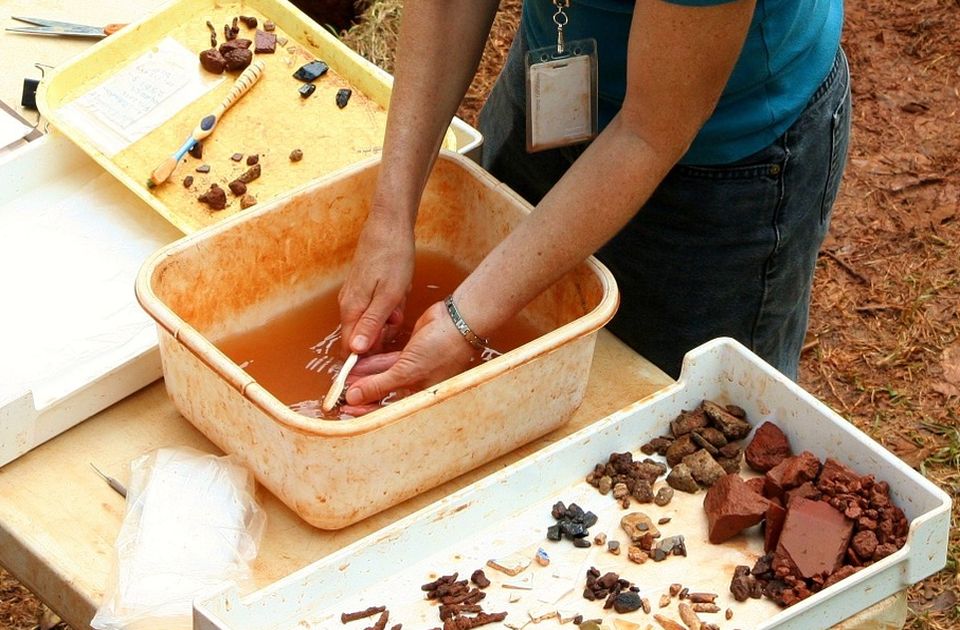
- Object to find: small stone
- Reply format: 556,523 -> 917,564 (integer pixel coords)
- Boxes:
264,20 -> 276,31
573,537 -> 592,548
471,569 -> 490,588
240,194 -> 256,209
293,60 -> 329,82
718,443 -> 743,460
613,592 -> 642,614
237,163 -> 261,183
182,175 -> 193,188
658,517 -> 671,525
198,183 -> 226,210
631,480 -> 655,503
299,83 -> 317,98
335,88 -> 352,109
621,512 -> 660,541
246,154 -> 259,166
669,584 -> 682,596
223,47 -> 253,71
691,603 -> 720,614
189,141 -> 203,159
690,431 -> 719,456
642,436 -> 674,456
628,546 -> 648,564
254,29 -> 277,54
598,475 -> 613,495
289,148 -> 303,162
239,15 -> 257,28
612,482 -> 629,500
696,427 -> 728,448
717,456 -> 743,475
726,608 -> 733,620
219,38 -> 252,55
659,594 -> 671,608
678,603 -> 702,630
666,463 -> 700,493
654,487 -> 674,506
745,421 -> 793,472
641,597 -> 651,614
607,540 -> 621,555
228,180 -> 247,196
594,532 -> 607,546
852,529 -> 879,559
195,164 -> 211,173
230,152 -> 243,162
198,48 -> 226,74
546,524 -> 561,541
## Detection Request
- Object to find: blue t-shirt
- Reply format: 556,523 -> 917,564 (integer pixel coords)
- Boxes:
522,0 -> 844,164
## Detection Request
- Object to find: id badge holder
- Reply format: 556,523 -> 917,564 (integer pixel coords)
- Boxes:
525,38 -> 598,153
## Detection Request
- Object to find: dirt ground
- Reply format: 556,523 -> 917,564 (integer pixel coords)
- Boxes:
2,0 -> 957,628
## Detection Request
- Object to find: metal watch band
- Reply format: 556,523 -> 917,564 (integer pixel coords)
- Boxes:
443,295 -> 489,352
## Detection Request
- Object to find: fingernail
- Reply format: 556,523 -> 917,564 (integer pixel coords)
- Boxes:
345,387 -> 361,405
352,335 -> 368,353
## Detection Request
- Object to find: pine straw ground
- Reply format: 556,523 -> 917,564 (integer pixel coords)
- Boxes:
2,1 -> 956,628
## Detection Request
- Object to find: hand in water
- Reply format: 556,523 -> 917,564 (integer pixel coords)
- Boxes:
340,301 -> 476,416
338,211 -> 415,355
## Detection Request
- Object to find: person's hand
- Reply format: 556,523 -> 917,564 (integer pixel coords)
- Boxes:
341,301 -> 477,414
338,208 -> 415,355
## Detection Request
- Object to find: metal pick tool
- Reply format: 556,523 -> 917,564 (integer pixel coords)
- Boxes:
6,16 -> 126,39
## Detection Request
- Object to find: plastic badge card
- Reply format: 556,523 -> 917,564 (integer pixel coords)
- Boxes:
525,39 -> 598,153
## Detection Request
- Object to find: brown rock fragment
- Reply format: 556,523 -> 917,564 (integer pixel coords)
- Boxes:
219,38 -> 251,55
237,163 -> 261,183
744,476 -> 766,495
254,29 -> 277,53
246,154 -> 259,166
199,48 -> 226,74
764,451 -> 821,498
702,400 -> 752,440
683,450 -> 726,487
654,486 -> 674,506
182,175 -> 193,188
696,427 -> 728,448
240,194 -> 257,209
774,497 -> 853,579
851,530 -> 878,559
223,47 -> 253,71
717,456 -> 742,474
621,512 -> 659,541
745,421 -> 792,473
189,140 -> 203,159
289,148 -> 303,161
666,463 -> 699,493
263,20 -> 276,31
703,474 -> 770,543
198,184 -> 226,210
228,180 -> 247,196
671,408 -> 709,437
666,434 -> 698,467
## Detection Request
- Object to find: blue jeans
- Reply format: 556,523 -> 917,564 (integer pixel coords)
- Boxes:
479,31 -> 851,380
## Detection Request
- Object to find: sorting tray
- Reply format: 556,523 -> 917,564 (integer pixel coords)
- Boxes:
193,338 -> 951,629
37,0 -> 480,234
0,131 -> 180,467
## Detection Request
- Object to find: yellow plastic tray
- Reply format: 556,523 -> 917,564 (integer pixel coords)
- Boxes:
37,0 -> 462,234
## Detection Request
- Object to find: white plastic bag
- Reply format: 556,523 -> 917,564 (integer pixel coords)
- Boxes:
91,447 -> 266,630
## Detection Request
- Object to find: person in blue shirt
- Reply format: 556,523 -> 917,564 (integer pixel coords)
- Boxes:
336,0 -> 850,412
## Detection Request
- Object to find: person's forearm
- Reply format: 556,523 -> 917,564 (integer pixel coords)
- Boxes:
374,0 -> 500,226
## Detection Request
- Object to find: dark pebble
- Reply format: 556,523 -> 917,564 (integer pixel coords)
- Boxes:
293,60 -> 329,82
246,154 -> 259,166
299,83 -> 316,98
230,153 -> 243,162
182,175 -> 193,188
195,164 -> 211,173
335,88 -> 352,109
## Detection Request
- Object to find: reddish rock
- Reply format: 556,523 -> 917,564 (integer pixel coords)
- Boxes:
785,481 -> 821,504
703,474 -> 771,544
765,451 -> 821,498
773,497 -> 853,579
745,477 -> 766,496
822,565 -> 859,589
696,427 -> 728,448
764,502 -> 787,552
818,458 -> 862,493
851,530 -> 878,560
745,422 -> 792,473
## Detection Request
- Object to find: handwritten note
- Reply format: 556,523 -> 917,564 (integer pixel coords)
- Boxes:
58,38 -> 223,156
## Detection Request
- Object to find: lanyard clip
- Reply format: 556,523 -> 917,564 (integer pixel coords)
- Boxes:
553,0 -> 569,55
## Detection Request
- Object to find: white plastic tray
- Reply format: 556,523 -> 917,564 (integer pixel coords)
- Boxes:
0,132 -> 180,467
194,338 -> 951,630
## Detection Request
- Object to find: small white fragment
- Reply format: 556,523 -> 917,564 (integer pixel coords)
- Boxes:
509,592 -> 522,603
502,572 -> 534,590
504,621 -> 529,630
488,552 -> 532,576
612,620 -> 641,630
528,606 -> 558,623
558,610 -> 580,624
535,548 -> 550,567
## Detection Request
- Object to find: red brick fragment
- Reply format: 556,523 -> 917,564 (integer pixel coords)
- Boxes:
773,497 -> 853,579
745,422 -> 792,473
764,451 -> 820,499
703,474 -> 770,544
764,501 -> 787,553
